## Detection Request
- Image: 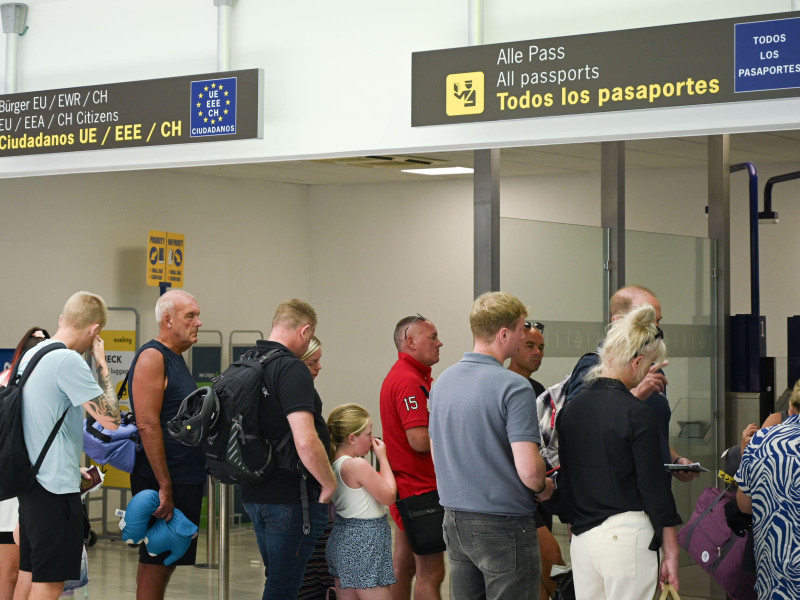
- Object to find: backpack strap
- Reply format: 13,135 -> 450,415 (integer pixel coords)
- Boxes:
11,342 -> 66,387
14,342 -> 69,476
256,346 -> 313,534
33,406 -> 70,475
682,484 -> 734,545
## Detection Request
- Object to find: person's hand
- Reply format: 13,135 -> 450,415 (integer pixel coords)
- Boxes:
534,477 -> 554,501
91,335 -> 107,370
659,553 -> 680,591
371,437 -> 388,462
80,466 -> 92,479
631,361 -> 669,400
319,483 -> 336,504
672,457 -> 701,482
153,486 -> 174,521
741,422 -> 758,453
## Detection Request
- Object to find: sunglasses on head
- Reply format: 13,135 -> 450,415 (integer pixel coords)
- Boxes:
632,325 -> 664,361
524,321 -> 545,332
404,313 -> 426,340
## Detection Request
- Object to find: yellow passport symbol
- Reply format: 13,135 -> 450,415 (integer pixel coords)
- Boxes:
446,72 -> 484,116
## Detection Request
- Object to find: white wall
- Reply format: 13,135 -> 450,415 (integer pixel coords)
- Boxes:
3,154 -> 799,427
307,179 -> 475,431
0,169 -> 310,346
2,1 -> 800,178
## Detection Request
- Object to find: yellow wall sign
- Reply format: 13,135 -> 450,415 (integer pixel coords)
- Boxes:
91,329 -> 137,489
146,230 -> 185,287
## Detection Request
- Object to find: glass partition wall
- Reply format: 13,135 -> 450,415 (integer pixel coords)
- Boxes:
501,218 -> 721,598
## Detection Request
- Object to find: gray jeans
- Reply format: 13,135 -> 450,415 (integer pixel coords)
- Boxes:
442,509 -> 541,600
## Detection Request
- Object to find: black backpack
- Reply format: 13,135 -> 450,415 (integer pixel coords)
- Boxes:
0,342 -> 68,501
203,347 -> 300,485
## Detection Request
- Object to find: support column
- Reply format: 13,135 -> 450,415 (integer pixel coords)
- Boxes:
469,1 -> 497,299
474,149 -> 500,298
707,135 -> 731,447
601,141 -> 626,316
1,2 -> 28,94
213,0 -> 236,71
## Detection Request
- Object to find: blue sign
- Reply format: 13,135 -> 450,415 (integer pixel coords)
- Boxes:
0,349 -> 13,371
735,16 -> 800,92
189,76 -> 238,137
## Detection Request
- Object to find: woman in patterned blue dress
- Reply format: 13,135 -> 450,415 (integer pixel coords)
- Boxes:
736,385 -> 800,600
326,404 -> 397,599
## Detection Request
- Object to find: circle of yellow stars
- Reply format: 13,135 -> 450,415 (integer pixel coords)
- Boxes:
195,82 -> 231,125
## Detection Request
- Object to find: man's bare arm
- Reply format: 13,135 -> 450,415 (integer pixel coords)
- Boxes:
130,348 -> 175,520
406,426 -> 431,453
83,336 -> 120,430
287,411 -> 337,503
510,441 -> 551,500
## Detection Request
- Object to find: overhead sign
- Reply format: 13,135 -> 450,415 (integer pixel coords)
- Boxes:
147,230 -> 185,288
734,16 -> 800,92
0,69 -> 262,156
412,11 -> 800,126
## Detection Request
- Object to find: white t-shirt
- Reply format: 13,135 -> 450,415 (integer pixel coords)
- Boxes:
0,497 -> 18,532
331,457 -> 386,519
19,339 -> 103,494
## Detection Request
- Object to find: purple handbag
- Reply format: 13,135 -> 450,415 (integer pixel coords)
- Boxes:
677,486 -> 756,600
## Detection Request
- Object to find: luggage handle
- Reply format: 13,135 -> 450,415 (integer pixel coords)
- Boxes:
658,583 -> 681,600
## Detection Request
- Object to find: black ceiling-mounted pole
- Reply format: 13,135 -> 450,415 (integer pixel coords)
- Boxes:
730,162 -> 759,316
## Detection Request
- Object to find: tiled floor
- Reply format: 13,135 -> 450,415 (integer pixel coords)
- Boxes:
66,520 -> 718,599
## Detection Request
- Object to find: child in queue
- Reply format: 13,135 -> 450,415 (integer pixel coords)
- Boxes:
326,404 -> 397,600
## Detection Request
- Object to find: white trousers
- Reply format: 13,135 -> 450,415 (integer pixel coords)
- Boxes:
571,511 -> 660,600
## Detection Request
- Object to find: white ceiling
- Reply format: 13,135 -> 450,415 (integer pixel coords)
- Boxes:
172,130 -> 800,185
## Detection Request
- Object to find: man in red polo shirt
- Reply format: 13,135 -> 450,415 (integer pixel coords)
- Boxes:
380,314 -> 445,600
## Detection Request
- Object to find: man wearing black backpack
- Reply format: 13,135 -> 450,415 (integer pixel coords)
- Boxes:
241,299 -> 336,600
14,291 -> 120,600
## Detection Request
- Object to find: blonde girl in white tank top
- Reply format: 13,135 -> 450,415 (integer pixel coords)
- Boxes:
326,404 -> 397,599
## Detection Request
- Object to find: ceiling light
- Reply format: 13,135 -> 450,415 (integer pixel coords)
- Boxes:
401,166 -> 474,176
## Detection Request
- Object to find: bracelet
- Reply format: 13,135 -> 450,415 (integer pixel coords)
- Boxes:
532,481 -> 547,495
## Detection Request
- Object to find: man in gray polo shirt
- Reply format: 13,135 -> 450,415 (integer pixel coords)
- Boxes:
429,291 -> 552,600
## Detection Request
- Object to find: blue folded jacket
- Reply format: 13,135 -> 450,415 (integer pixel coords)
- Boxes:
119,489 -> 198,566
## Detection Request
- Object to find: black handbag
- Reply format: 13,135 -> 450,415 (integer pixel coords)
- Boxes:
395,489 -> 445,555
551,567 -> 575,600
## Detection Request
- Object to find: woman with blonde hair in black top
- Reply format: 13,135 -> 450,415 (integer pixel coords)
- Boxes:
556,303 -> 681,599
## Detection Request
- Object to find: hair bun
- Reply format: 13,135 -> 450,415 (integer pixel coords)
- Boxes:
630,303 -> 656,329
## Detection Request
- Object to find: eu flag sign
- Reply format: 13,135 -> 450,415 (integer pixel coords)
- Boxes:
190,76 -> 238,137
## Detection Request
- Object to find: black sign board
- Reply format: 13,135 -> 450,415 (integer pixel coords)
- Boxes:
231,345 -> 254,363
191,345 -> 222,386
0,69 -> 262,156
412,12 -> 800,126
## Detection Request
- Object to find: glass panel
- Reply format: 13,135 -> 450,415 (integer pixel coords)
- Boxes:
626,230 -> 719,596
500,217 -> 606,386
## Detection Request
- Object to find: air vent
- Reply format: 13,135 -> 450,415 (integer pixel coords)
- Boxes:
313,155 -> 450,170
